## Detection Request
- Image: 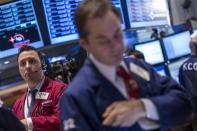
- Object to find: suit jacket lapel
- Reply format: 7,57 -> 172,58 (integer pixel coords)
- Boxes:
18,89 -> 27,119
86,59 -> 126,115
87,58 -> 126,100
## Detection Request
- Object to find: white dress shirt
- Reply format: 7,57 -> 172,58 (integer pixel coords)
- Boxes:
24,76 -> 45,131
89,54 -> 160,130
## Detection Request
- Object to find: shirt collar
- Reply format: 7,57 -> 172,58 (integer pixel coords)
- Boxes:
89,54 -> 117,82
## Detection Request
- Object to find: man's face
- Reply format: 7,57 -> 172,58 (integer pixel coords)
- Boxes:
80,10 -> 125,65
18,50 -> 43,83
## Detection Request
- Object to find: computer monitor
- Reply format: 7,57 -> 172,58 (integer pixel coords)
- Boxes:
167,57 -> 188,82
48,55 -> 66,63
154,65 -> 166,76
41,0 -> 79,45
0,0 -> 44,59
193,28 -> 197,33
42,0 -> 126,45
126,0 -> 170,28
46,43 -> 83,63
162,31 -> 191,60
134,40 -> 164,65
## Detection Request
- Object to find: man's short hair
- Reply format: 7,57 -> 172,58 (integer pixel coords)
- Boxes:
125,49 -> 145,61
17,46 -> 43,64
74,0 -> 121,38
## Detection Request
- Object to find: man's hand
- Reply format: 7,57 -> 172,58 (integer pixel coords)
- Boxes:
20,118 -> 28,130
102,99 -> 146,127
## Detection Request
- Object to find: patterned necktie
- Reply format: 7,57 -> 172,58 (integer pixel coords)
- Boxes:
28,89 -> 38,117
117,65 -> 139,99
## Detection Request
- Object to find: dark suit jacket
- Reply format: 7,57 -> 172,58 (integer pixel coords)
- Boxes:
60,58 -> 192,131
13,77 -> 66,131
179,55 -> 197,114
0,107 -> 25,131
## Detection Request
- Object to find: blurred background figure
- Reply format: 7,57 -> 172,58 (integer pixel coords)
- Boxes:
150,28 -> 159,39
176,32 -> 197,131
125,49 -> 145,62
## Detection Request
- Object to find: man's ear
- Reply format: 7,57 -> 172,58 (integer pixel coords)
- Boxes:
79,38 -> 90,52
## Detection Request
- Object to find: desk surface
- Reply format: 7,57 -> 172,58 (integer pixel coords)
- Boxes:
0,83 -> 27,96
0,82 -> 27,106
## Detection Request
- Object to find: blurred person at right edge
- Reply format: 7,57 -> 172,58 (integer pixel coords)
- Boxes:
174,32 -> 197,131
60,0 -> 193,131
125,49 -> 145,62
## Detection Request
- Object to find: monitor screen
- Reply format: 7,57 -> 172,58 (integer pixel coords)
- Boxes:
167,57 -> 188,82
42,0 -> 79,45
163,31 -> 191,60
134,40 -> 164,65
154,65 -> 166,76
42,0 -> 126,45
193,28 -> 197,33
47,43 -> 82,63
48,55 -> 66,63
0,0 -> 43,59
126,0 -> 170,28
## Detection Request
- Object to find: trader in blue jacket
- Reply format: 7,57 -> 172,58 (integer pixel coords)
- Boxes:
179,31 -> 197,114
178,32 -> 197,131
60,0 -> 193,131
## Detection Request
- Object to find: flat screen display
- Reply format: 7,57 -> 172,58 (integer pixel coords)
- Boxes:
162,31 -> 191,60
134,40 -> 164,65
154,65 -> 166,76
126,0 -> 170,28
193,28 -> 197,33
42,0 -> 126,45
0,0 -> 43,59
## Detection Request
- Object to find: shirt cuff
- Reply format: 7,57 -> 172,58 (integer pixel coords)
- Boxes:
26,117 -> 33,131
138,99 -> 160,130
138,117 -> 160,130
141,98 -> 159,120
